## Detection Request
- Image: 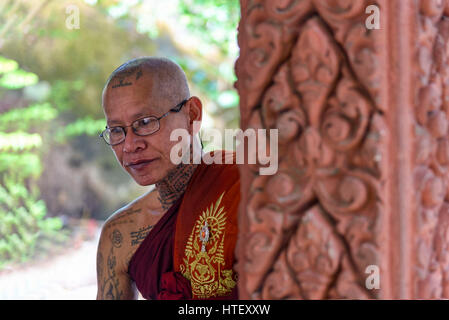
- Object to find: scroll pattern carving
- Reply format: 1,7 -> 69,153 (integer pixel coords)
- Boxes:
413,0 -> 449,299
236,0 -> 386,299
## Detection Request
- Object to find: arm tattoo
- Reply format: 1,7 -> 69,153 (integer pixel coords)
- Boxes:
110,229 -> 123,248
97,251 -> 104,281
103,208 -> 140,231
130,225 -> 153,246
100,247 -> 124,300
156,163 -> 197,210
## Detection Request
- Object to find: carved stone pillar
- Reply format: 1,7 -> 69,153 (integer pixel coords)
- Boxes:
235,0 -> 449,299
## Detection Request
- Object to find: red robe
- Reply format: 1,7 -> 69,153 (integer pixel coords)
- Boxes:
128,151 -> 240,299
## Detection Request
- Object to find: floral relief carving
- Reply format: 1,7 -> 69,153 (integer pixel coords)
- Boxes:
236,0 -> 449,299
236,0 -> 385,299
283,205 -> 363,299
235,0 -> 315,124
413,2 -> 449,298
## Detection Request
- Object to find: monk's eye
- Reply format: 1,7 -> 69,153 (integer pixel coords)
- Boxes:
105,127 -> 125,145
137,118 -> 152,127
134,117 -> 159,135
109,127 -> 123,135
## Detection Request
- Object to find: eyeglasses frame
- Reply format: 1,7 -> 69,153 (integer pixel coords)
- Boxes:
99,98 -> 189,146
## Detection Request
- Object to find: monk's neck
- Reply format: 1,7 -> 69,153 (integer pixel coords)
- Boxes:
156,163 -> 198,210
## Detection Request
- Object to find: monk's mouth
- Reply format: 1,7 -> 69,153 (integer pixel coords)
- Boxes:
126,159 -> 157,171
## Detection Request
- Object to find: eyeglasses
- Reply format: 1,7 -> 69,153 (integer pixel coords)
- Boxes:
100,98 -> 189,146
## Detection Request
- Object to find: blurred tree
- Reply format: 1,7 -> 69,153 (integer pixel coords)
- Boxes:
0,56 -> 65,269
99,0 -> 241,129
177,0 -> 240,129
179,0 -> 240,58
0,0 -> 157,118
0,0 -> 160,223
0,0 -> 242,249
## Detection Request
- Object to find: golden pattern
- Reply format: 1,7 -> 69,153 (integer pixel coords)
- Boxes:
180,192 -> 237,299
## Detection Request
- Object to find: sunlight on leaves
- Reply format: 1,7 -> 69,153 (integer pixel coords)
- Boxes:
0,132 -> 42,152
0,56 -> 18,74
0,103 -> 58,132
0,69 -> 39,89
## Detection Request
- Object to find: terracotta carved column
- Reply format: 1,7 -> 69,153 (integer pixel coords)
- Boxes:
234,0 -> 449,299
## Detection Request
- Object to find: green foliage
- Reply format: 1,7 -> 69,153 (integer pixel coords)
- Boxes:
0,0 -> 243,270
0,132 -> 42,152
0,44 -> 38,91
177,0 -> 240,113
49,80 -> 85,112
0,69 -> 39,89
55,116 -> 106,143
0,170 -> 65,268
104,0 -> 240,114
0,153 -> 42,179
217,90 -> 239,109
0,174 -> 63,267
0,56 -> 65,269
0,56 -> 18,74
0,103 -> 58,131
179,0 -> 240,57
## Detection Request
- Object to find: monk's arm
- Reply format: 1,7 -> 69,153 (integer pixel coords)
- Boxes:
96,225 -> 137,300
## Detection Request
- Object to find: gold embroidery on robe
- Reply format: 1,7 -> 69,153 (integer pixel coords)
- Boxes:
180,192 -> 236,299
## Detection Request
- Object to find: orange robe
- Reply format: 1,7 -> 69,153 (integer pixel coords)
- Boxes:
173,150 -> 240,299
128,150 -> 240,299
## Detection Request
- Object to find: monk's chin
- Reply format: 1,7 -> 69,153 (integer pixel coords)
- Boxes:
131,175 -> 161,186
123,169 -> 156,185
124,166 -> 158,185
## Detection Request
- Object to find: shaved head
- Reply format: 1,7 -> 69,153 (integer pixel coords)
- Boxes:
101,56 -> 203,187
102,57 -> 190,107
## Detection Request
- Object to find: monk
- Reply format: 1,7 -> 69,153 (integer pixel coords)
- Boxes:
96,57 -> 240,300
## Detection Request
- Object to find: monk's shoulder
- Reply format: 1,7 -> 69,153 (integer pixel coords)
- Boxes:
99,190 -> 152,242
102,204 -> 141,234
100,189 -> 165,244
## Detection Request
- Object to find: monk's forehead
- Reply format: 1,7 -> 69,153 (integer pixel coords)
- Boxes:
102,59 -> 189,119
108,63 -> 152,91
103,92 -> 168,119
108,62 -> 168,87
103,71 -> 167,111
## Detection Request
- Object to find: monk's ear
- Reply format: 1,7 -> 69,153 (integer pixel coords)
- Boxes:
187,96 -> 202,135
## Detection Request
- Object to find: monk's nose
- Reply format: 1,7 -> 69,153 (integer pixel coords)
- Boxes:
123,129 -> 146,153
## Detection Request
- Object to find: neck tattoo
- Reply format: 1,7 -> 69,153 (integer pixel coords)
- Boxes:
156,162 -> 198,210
